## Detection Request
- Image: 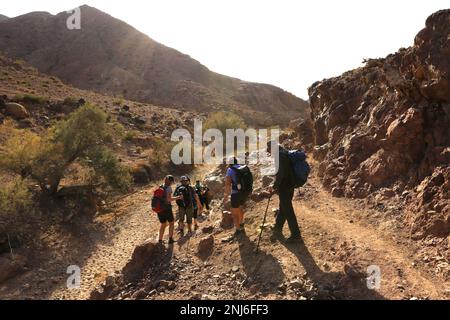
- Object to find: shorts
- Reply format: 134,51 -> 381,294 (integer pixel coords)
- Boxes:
157,207 -> 174,224
231,193 -> 247,209
177,206 -> 194,225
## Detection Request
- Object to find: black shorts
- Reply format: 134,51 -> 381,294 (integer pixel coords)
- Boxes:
231,193 -> 247,209
157,207 -> 174,224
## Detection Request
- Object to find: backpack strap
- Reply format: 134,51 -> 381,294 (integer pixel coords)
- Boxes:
229,166 -> 240,191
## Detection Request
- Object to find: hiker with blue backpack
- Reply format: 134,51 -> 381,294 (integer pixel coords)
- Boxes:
266,141 -> 311,244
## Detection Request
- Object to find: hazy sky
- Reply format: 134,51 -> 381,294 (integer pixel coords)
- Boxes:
2,1 -> 448,99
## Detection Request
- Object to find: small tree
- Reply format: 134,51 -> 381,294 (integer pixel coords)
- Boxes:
204,111 -> 246,136
0,104 -> 131,195
204,111 -> 247,156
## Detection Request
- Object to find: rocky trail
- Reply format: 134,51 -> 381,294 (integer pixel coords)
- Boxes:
3,163 -> 446,300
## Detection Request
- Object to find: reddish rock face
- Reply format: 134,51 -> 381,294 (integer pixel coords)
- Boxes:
308,9 -> 450,239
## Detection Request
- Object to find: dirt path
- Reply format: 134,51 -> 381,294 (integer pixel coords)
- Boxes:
100,172 -> 448,300
1,166 -> 447,300
47,165 -> 215,300
290,181 -> 448,299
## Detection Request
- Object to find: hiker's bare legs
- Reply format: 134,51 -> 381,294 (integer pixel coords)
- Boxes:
178,220 -> 185,234
193,219 -> 198,230
168,222 -> 174,239
239,208 -> 245,226
159,222 -> 167,241
231,207 -> 241,229
187,224 -> 192,233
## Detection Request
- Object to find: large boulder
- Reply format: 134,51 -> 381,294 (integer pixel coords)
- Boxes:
122,239 -> 157,282
204,175 -> 224,198
5,103 -> 29,119
197,235 -> 214,258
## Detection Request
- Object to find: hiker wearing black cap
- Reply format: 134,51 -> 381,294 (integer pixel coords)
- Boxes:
266,141 -> 302,243
174,176 -> 202,236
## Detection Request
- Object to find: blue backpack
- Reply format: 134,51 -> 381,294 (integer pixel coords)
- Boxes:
288,150 -> 311,188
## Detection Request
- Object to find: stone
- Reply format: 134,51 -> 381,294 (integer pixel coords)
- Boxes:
204,176 -> 224,198
122,239 -> 157,282
197,235 -> 214,258
132,288 -> 148,300
5,103 -> 29,119
220,211 -> 234,229
202,226 -> 214,234
159,280 -> 177,291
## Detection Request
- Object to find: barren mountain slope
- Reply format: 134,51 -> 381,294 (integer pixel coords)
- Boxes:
0,5 -> 309,125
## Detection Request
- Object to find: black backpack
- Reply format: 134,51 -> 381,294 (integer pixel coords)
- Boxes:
174,185 -> 193,208
230,165 -> 253,196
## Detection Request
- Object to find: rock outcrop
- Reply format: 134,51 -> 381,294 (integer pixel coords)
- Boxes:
5,103 -> 29,119
307,10 -> 449,238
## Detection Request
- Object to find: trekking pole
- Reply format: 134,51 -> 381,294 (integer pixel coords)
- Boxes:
255,195 -> 272,254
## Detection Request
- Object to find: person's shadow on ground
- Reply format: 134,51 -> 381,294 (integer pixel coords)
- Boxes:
281,235 -> 385,300
237,232 -> 285,296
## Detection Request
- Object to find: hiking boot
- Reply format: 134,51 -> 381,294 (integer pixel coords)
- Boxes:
233,228 -> 245,238
168,238 -> 175,244
194,224 -> 199,231
285,235 -> 302,244
270,231 -> 282,243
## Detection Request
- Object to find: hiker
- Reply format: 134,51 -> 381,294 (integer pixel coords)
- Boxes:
154,175 -> 180,245
174,176 -> 202,236
266,141 -> 302,243
195,180 -> 210,213
189,178 -> 201,230
224,157 -> 253,237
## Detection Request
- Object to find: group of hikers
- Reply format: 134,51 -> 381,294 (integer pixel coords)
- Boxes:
152,140 -> 310,246
152,175 -> 210,244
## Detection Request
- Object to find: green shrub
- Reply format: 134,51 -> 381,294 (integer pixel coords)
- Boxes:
149,136 -> 176,169
0,178 -> 32,221
124,130 -> 139,141
14,94 -> 46,104
0,104 -> 132,195
204,111 -> 247,154
204,111 -> 246,135
63,96 -> 78,106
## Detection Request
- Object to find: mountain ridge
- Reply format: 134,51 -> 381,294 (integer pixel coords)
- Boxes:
0,5 -> 309,125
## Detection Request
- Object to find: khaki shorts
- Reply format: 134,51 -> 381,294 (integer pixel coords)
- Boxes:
177,206 -> 194,225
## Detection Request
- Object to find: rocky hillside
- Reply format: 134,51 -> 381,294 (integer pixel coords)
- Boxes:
307,10 -> 449,239
0,14 -> 8,22
0,5 -> 309,125
0,51 -> 203,187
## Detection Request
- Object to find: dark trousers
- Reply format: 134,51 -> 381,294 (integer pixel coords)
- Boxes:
275,188 -> 300,237
200,196 -> 210,210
